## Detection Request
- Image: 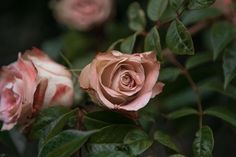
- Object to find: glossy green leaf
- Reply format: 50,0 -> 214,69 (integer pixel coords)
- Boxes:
128,2 -> 146,32
144,27 -> 162,54
124,129 -> 153,155
193,126 -> 214,157
154,131 -> 180,153
159,67 -> 181,82
188,0 -> 216,9
147,0 -> 168,21
167,108 -> 198,119
89,125 -> 136,154
210,21 -> 236,60
166,19 -> 194,55
120,33 -> 137,53
87,151 -> 130,157
204,106 -> 236,127
169,154 -> 186,157
169,0 -> 185,10
39,109 -> 77,147
182,8 -> 221,26
90,125 -> 135,144
223,43 -> 236,89
185,53 -> 212,69
38,130 -> 97,157
84,111 -> 135,130
30,106 -> 70,139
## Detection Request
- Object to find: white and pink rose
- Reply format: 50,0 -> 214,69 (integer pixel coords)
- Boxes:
0,48 -> 74,130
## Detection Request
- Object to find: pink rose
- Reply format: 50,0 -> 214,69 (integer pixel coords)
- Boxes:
0,54 -> 38,130
0,48 -> 74,130
51,0 -> 112,30
23,48 -> 74,108
79,51 -> 164,111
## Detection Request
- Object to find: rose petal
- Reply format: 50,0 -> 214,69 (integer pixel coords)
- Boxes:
119,92 -> 152,111
151,82 -> 165,98
79,64 -> 91,89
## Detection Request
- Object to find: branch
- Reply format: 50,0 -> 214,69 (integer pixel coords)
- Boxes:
163,49 -> 203,128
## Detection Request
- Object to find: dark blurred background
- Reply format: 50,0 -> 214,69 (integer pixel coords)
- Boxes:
0,0 -> 60,66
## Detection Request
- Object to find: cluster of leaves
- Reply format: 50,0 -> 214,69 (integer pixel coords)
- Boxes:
1,0 -> 236,157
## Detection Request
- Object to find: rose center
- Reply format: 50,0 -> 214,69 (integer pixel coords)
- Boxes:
120,73 -> 135,88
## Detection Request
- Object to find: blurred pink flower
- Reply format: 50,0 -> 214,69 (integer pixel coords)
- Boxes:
51,0 -> 113,30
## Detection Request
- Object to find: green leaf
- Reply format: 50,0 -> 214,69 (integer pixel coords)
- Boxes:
188,0 -> 216,9
166,19 -> 194,55
163,89 -> 197,109
138,114 -> 155,132
84,111 -> 135,130
193,126 -> 214,157
124,129 -> 153,155
88,125 -> 135,154
199,79 -> 236,100
154,131 -> 180,153
0,131 -> 18,153
169,154 -> 186,157
182,8 -> 221,26
167,108 -> 198,119
30,106 -> 70,139
147,0 -> 168,21
185,53 -> 212,69
90,125 -> 135,144
107,39 -> 124,51
38,130 -> 98,157
120,34 -> 137,53
39,109 -> 77,148
169,0 -> 185,10
223,43 -> 236,89
144,27 -> 162,54
210,21 -> 236,60
159,67 -> 181,82
128,2 -> 146,32
87,151 -> 130,157
204,106 -> 236,127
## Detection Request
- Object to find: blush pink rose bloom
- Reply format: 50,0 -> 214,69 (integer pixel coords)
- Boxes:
0,48 -> 74,130
51,0 -> 112,30
79,51 -> 164,111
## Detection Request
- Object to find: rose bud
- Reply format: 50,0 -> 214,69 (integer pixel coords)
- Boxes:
51,0 -> 113,30
79,51 -> 164,111
0,54 -> 38,130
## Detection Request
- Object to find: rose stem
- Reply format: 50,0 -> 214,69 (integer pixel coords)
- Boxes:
163,49 -> 203,128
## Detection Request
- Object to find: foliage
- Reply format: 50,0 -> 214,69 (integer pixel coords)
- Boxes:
1,0 -> 236,157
